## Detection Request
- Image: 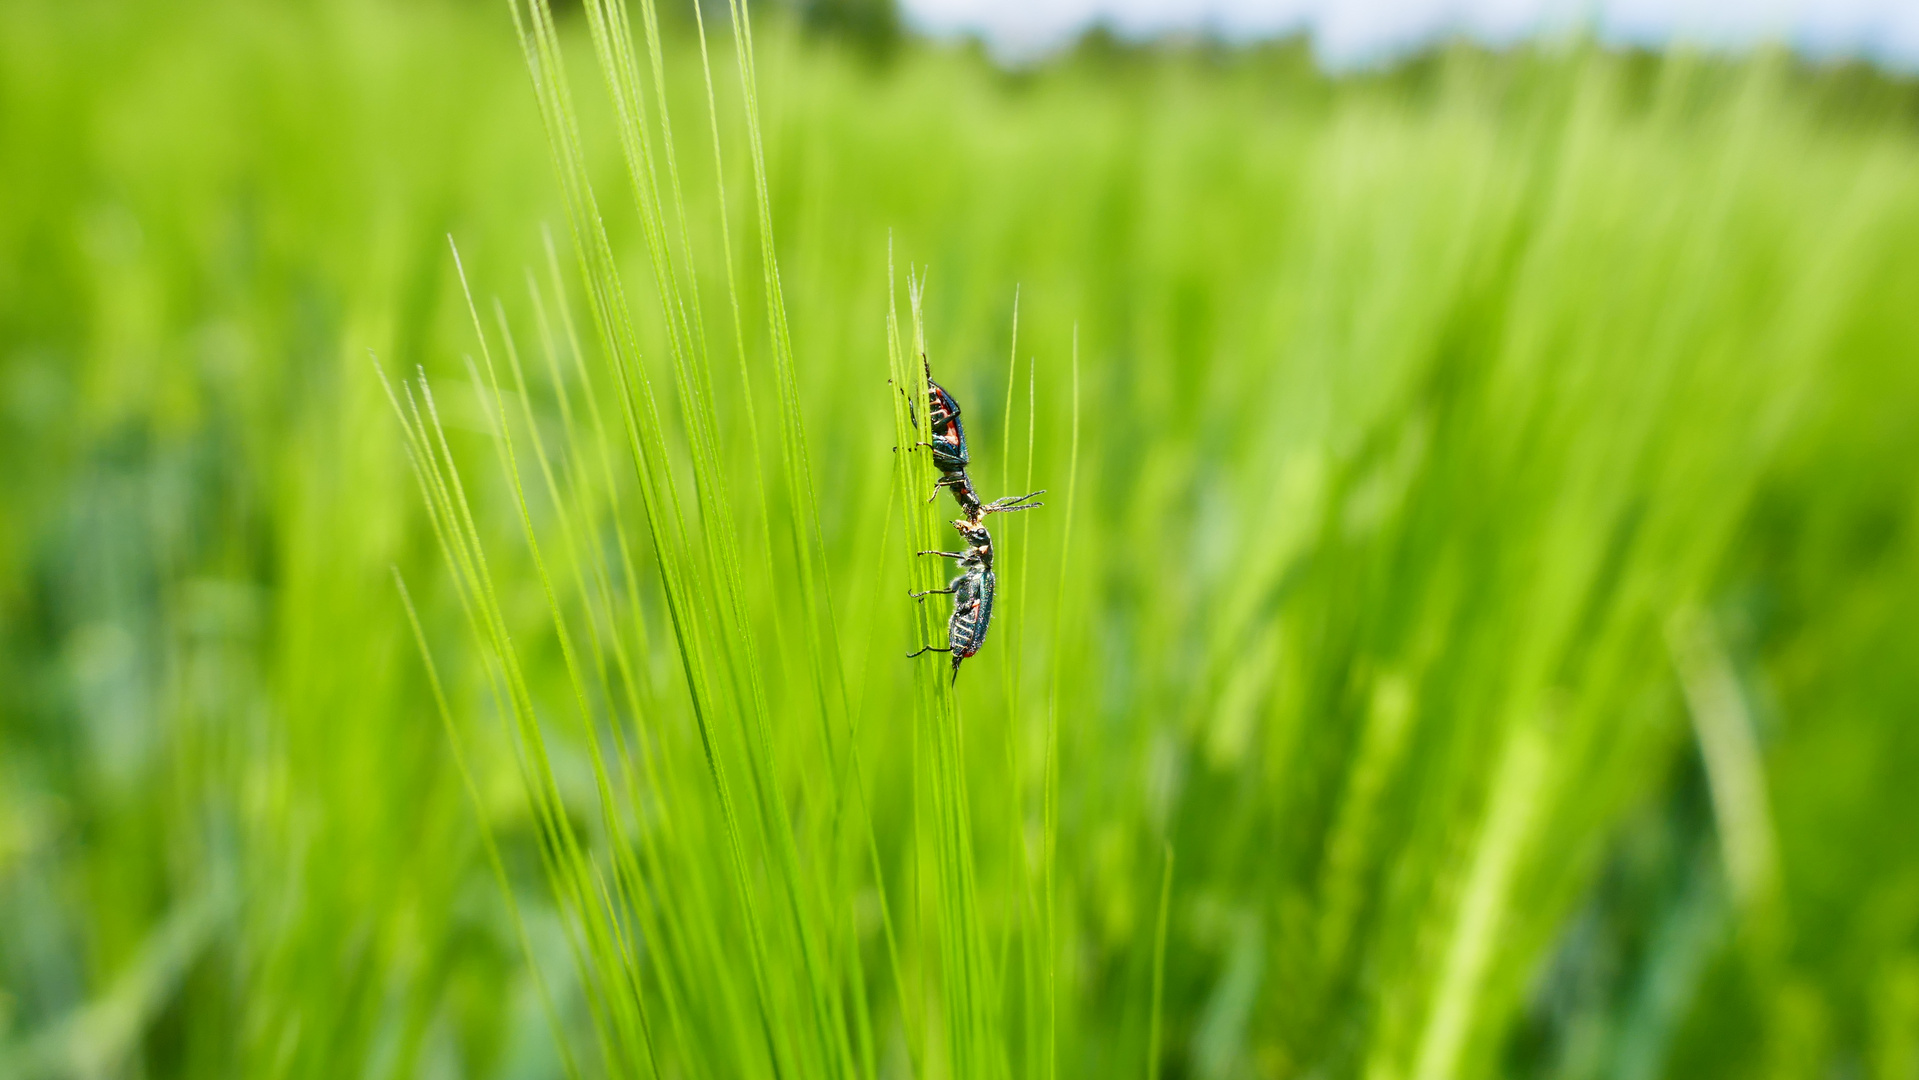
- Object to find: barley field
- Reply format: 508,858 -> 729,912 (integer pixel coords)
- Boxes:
3,2 -> 1918,1078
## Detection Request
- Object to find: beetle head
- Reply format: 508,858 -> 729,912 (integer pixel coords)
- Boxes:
952,518 -> 991,548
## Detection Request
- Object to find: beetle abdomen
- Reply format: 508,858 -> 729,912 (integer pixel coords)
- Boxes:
927,380 -> 970,469
949,569 -> 995,659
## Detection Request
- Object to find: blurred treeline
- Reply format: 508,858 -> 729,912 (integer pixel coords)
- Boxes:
4,1 -> 1919,1078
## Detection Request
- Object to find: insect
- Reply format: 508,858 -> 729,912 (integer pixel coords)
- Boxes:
907,518 -> 997,683
921,362 -> 968,475
900,355 -> 1046,518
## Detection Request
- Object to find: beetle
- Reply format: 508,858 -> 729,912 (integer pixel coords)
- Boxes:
907,518 -> 998,683
893,355 -> 966,468
897,355 -> 973,494
898,356 -> 1048,518
922,363 -> 969,474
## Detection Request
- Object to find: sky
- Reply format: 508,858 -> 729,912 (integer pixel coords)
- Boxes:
899,0 -> 1919,70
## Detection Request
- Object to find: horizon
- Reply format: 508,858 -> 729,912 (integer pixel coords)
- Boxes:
900,0 -> 1919,71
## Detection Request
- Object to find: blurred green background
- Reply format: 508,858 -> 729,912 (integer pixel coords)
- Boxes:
4,0 -> 1919,1077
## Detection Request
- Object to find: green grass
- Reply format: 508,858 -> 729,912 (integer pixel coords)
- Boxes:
5,1 -> 1919,1078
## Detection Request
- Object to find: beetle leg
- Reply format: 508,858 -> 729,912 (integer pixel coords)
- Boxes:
890,384 -> 921,434
927,475 -> 966,501
927,474 -> 972,502
906,645 -> 954,658
916,550 -> 965,559
908,586 -> 957,599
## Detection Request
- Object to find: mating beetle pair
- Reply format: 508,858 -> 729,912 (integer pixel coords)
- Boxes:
900,356 -> 1043,683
